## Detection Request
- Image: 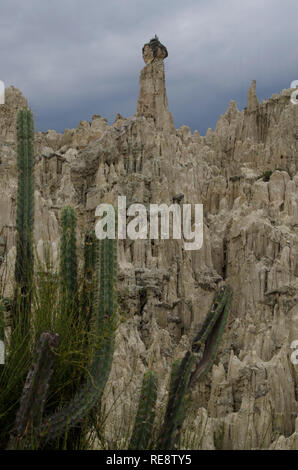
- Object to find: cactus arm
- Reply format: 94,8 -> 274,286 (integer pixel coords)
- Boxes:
129,370 -> 158,450
60,206 -> 78,302
158,285 -> 232,450
38,334 -> 115,446
191,286 -> 231,354
81,231 -> 99,327
157,352 -> 194,450
189,287 -> 232,388
7,332 -> 59,449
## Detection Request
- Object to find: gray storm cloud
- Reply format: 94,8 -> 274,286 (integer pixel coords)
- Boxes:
0,0 -> 297,134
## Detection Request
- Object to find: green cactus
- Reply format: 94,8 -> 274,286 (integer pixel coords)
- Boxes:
9,223 -> 117,448
81,230 -> 99,329
5,112 -> 119,449
60,206 -> 78,308
14,108 -> 35,332
98,208 -> 117,335
157,352 -> 194,450
166,358 -> 189,439
189,285 -> 232,387
36,231 -> 117,447
7,332 -> 60,450
158,286 -> 232,449
129,370 -> 158,450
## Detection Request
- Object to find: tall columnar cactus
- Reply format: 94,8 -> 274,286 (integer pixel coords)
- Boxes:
60,206 -> 78,307
98,209 -> 117,336
14,108 -> 35,331
81,230 -> 99,328
37,231 -> 117,447
129,370 -> 158,450
157,285 -> 232,449
9,221 -> 118,448
157,353 -> 194,450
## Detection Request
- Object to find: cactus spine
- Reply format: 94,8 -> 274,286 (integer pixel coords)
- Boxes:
14,108 -> 35,331
129,370 -> 158,450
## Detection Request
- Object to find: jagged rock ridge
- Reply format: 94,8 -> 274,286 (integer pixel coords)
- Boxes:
0,38 -> 297,449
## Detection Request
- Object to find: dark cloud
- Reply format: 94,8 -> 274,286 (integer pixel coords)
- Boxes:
1,0 -> 297,134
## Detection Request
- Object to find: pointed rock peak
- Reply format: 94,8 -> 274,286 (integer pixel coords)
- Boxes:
3,85 -> 28,109
0,86 -> 28,141
225,100 -> 239,120
247,79 -> 259,111
136,37 -> 175,134
228,100 -> 239,113
114,113 -> 124,122
142,36 -> 168,64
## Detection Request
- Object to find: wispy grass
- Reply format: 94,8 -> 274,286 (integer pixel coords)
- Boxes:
0,244 -> 103,449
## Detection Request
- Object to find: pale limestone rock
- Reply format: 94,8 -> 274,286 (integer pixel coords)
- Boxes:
0,86 -> 27,141
136,38 -> 175,134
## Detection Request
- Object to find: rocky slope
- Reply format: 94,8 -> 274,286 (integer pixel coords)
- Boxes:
0,38 -> 297,449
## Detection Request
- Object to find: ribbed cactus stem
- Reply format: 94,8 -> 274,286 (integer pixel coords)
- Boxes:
14,108 -> 35,331
60,206 -> 78,306
158,353 -> 194,450
189,286 -> 232,388
7,332 -> 59,450
129,370 -> 158,450
158,285 -> 232,449
81,230 -> 99,326
99,208 -> 117,335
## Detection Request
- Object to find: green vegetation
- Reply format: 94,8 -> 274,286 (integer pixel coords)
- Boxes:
129,370 -> 158,450
14,108 -> 35,333
262,170 -> 273,182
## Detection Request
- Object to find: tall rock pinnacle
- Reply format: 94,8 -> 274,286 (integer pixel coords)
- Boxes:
247,79 -> 259,112
136,36 -> 175,134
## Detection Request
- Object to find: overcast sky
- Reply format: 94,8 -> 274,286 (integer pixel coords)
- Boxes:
1,0 -> 297,135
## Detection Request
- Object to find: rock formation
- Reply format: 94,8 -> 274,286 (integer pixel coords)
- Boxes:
0,38 -> 297,449
136,36 -> 175,134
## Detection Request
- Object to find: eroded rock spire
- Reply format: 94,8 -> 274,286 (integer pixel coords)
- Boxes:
247,79 -> 259,112
136,36 -> 175,134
